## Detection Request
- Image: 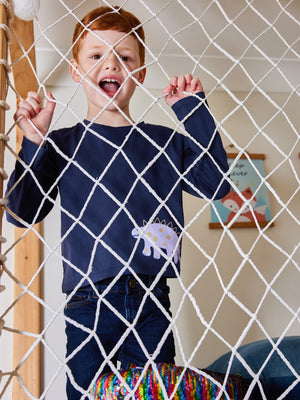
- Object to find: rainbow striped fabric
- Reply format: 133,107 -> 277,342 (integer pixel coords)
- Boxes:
91,363 -> 245,399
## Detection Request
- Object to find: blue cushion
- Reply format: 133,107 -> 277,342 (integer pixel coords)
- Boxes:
207,336 -> 300,400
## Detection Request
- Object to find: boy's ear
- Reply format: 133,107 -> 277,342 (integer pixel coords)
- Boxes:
69,59 -> 81,83
138,67 -> 146,84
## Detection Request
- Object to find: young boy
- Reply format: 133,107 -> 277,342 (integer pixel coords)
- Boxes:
6,6 -> 230,399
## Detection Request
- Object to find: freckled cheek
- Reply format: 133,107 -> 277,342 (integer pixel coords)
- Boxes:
81,69 -> 100,86
81,79 -> 101,96
123,81 -> 138,97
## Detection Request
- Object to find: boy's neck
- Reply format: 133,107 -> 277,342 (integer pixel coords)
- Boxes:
86,108 -> 134,127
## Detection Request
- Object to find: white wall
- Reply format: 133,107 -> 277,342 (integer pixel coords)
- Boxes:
2,77 -> 299,398
171,89 -> 300,366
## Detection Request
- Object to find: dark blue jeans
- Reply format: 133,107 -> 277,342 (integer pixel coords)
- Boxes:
64,275 -> 175,399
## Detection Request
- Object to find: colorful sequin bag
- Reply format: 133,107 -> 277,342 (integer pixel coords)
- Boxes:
91,363 -> 246,399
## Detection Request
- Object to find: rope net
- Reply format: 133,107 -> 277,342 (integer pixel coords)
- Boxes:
1,0 -> 299,399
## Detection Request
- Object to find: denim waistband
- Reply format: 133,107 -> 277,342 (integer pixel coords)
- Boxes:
66,275 -> 168,296
98,274 -> 167,288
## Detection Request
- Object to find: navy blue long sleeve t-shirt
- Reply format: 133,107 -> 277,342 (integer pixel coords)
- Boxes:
6,92 -> 229,292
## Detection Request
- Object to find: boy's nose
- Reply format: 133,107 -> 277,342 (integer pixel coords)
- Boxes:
103,52 -> 120,71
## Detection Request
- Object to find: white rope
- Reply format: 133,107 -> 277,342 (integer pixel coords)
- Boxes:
1,1 -> 299,399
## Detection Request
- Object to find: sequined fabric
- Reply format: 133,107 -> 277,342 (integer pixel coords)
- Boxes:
91,363 -> 245,399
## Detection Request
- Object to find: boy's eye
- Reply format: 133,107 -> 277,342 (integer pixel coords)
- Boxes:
91,54 -> 101,60
120,56 -> 130,62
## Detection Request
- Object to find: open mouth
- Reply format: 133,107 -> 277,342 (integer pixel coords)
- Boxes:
99,78 -> 121,96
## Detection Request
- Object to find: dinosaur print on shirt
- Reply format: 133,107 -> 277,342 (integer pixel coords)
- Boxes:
131,218 -> 180,263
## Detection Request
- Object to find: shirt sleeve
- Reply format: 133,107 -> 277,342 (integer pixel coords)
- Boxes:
5,136 -> 58,227
171,91 -> 230,199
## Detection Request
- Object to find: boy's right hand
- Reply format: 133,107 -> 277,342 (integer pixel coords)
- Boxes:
14,91 -> 56,146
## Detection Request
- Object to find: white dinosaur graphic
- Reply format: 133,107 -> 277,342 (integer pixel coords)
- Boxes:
131,218 -> 180,263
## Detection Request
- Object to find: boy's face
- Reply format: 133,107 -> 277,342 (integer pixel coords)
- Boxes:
70,29 -> 146,121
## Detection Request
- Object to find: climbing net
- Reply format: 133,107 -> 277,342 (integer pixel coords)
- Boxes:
0,0 -> 299,399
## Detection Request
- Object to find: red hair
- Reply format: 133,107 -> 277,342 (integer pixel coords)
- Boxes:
72,6 -> 145,65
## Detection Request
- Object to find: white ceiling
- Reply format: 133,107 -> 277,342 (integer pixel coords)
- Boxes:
28,0 -> 299,92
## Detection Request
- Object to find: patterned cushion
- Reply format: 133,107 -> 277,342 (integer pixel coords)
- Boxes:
91,363 -> 246,399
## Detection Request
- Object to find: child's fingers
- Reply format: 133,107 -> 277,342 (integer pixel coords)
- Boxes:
14,102 -> 34,121
163,82 -> 178,97
26,91 -> 41,102
44,92 -> 56,115
15,92 -> 41,120
25,92 -> 42,114
163,74 -> 203,107
181,75 -> 202,92
190,76 -> 203,92
177,75 -> 187,92
162,84 -> 173,95
184,73 -> 192,85
12,91 -> 55,145
170,76 -> 178,90
175,74 -> 197,92
167,74 -> 202,94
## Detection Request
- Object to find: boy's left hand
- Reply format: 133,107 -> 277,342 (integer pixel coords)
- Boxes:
163,74 -> 203,107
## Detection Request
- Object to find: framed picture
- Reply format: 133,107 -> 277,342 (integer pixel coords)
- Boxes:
209,153 -> 274,229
